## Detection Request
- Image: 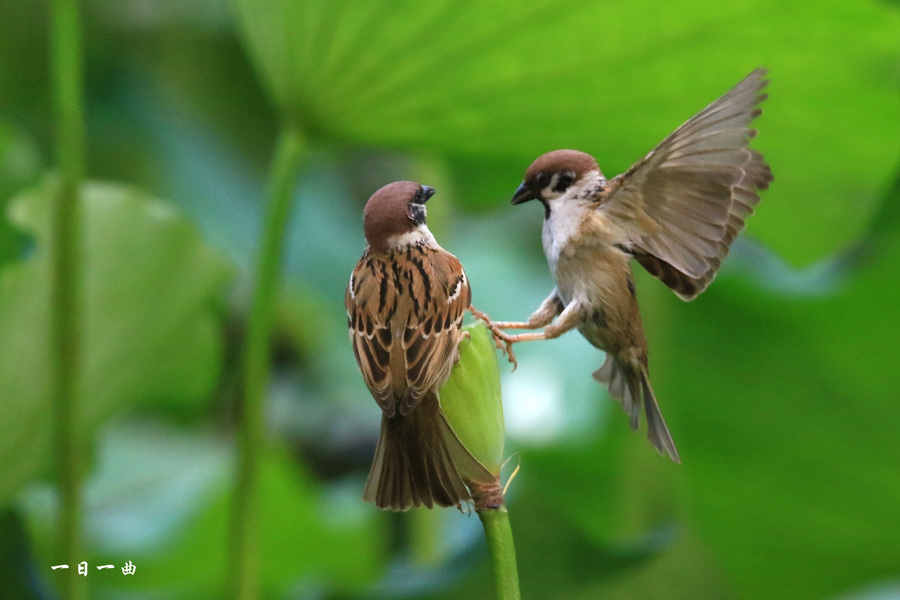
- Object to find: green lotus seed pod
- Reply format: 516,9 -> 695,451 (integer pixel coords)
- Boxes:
440,322 -> 505,476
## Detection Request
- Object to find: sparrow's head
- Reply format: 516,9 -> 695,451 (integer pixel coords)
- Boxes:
363,181 -> 436,253
511,149 -> 603,215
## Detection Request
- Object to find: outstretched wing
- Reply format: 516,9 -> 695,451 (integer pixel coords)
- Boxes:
601,68 -> 773,299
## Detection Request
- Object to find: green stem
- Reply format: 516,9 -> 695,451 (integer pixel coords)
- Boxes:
50,0 -> 86,599
479,503 -> 522,600
230,126 -> 306,600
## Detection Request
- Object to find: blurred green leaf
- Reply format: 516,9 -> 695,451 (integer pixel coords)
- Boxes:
0,177 -> 232,507
425,489 -> 725,600
833,582 -> 900,600
0,120 -> 42,267
559,528 -> 736,600
234,0 -> 899,264
256,447 -> 385,595
635,217 -> 900,598
0,509 -> 42,600
520,424 -> 679,546
0,0 -> 50,129
23,420 -> 385,599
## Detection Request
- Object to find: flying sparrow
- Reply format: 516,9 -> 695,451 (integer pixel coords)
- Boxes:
346,181 -> 494,510
494,68 -> 773,462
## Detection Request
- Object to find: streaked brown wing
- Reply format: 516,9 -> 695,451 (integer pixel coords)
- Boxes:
398,247 -> 471,416
346,253 -> 397,416
602,68 -> 773,300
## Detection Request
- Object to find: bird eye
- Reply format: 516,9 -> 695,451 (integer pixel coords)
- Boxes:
412,185 -> 436,205
535,172 -> 550,187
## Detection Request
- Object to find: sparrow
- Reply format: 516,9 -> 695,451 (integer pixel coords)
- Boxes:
346,181 -> 494,511
494,68 -> 773,462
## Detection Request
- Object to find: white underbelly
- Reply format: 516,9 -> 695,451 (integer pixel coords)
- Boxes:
542,213 -> 578,289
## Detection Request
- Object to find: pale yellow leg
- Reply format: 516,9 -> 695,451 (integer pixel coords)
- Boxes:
501,300 -> 584,344
491,290 -> 564,331
469,305 -> 518,367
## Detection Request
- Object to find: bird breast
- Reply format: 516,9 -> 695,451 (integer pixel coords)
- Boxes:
542,198 -> 589,276
544,204 -> 632,307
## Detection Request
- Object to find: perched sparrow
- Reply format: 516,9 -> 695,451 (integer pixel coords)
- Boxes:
346,181 -> 493,510
495,68 -> 773,462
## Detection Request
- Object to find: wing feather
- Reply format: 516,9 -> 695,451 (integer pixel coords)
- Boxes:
347,253 -> 397,415
347,246 -> 471,418
602,68 -> 773,299
398,248 -> 470,416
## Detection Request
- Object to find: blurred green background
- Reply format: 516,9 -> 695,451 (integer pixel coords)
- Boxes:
2,0 -> 900,599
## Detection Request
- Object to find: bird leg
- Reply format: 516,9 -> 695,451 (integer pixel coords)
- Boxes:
500,300 -> 584,344
491,290 -> 565,330
469,305 -> 518,367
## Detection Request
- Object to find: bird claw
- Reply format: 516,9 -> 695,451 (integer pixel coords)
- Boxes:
491,330 -> 518,371
469,307 -> 518,370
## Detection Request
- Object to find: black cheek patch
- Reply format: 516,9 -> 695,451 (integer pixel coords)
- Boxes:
552,173 -> 573,193
409,204 -> 427,225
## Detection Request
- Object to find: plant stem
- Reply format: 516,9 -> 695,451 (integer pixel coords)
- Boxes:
50,0 -> 86,598
477,497 -> 521,600
230,126 -> 306,600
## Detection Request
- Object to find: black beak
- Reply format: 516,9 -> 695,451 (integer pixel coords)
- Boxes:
418,185 -> 436,204
511,182 -> 537,205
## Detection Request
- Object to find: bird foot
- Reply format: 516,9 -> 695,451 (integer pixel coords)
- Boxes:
469,306 -> 518,370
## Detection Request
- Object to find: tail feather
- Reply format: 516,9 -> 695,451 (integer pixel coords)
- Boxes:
364,395 -> 493,511
640,374 -> 681,463
593,355 -> 681,463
